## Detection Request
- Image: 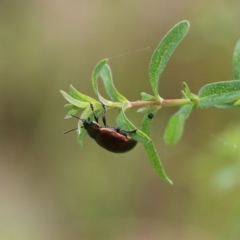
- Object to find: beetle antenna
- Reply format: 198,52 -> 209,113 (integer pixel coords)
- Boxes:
63,128 -> 78,134
64,115 -> 85,134
101,103 -> 107,127
70,114 -> 88,123
90,103 -> 98,123
71,114 -> 81,120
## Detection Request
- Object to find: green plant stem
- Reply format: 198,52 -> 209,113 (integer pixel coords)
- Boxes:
129,98 -> 191,108
130,101 -> 160,107
161,98 -> 191,107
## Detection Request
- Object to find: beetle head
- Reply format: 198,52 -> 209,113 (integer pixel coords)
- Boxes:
81,119 -> 100,139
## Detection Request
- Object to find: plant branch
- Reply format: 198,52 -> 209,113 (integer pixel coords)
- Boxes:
161,98 -> 191,107
129,98 -> 191,108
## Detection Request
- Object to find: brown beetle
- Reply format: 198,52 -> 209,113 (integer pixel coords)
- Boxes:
64,103 -> 137,153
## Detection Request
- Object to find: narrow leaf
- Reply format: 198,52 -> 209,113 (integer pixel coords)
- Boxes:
198,80 -> 240,108
92,59 -> 108,94
69,85 -> 97,103
233,99 -> 240,106
76,106 -> 95,146
64,104 -> 79,110
233,38 -> 240,79
137,107 -> 149,113
100,64 -> 128,102
142,108 -> 172,184
149,20 -> 190,96
181,90 -> 188,99
116,102 -> 150,144
65,109 -> 81,119
91,59 -> 112,105
182,82 -> 194,100
141,92 -> 156,101
164,104 -> 193,145
215,102 -> 240,108
60,91 -> 89,108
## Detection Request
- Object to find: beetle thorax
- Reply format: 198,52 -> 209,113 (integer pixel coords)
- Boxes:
82,120 -> 100,139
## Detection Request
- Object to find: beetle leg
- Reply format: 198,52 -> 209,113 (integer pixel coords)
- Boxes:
90,103 -> 98,123
121,129 -> 137,134
116,128 -> 127,137
116,128 -> 137,136
101,103 -> 107,127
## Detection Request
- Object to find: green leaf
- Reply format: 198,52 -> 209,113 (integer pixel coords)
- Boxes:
100,64 -> 128,102
182,82 -> 192,98
215,101 -> 240,108
69,85 -> 97,103
65,109 -> 81,119
182,82 -> 198,102
137,107 -> 149,113
198,80 -> 240,108
64,104 -> 79,110
116,102 -> 150,144
76,106 -> 95,146
233,99 -> 240,106
60,90 -> 89,108
142,108 -> 172,184
91,59 -> 127,105
181,90 -> 188,99
164,104 -> 193,145
141,92 -> 156,101
149,20 -> 190,97
91,59 -> 112,105
92,59 -> 108,94
233,38 -> 240,79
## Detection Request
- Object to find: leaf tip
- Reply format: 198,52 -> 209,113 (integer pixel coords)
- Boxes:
167,178 -> 173,185
181,20 -> 190,27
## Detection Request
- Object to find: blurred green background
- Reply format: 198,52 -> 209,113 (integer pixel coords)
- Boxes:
1,0 -> 240,239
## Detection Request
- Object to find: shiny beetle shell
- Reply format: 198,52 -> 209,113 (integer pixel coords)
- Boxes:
82,120 -> 137,153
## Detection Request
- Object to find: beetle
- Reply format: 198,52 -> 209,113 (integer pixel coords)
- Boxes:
64,103 -> 137,153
